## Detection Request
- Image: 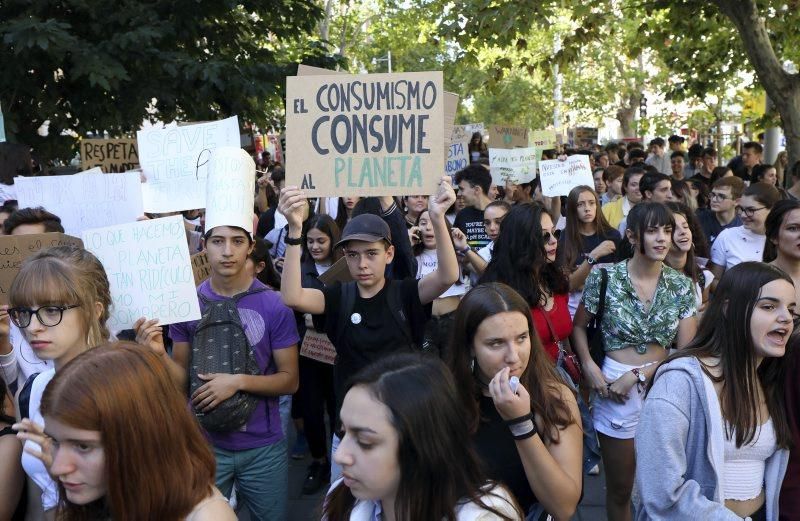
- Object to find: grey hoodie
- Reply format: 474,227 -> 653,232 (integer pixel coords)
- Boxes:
634,356 -> 788,520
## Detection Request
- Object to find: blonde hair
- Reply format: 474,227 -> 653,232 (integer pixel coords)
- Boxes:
10,245 -> 112,346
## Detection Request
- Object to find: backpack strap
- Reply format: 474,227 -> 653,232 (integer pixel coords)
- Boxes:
18,372 -> 40,420
232,286 -> 267,303
386,280 -> 416,348
335,281 -> 358,349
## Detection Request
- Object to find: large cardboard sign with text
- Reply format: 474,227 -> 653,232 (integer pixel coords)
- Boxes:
286,71 -> 445,197
0,233 -> 84,305
80,138 -> 139,173
488,124 -> 530,149
137,117 -> 240,212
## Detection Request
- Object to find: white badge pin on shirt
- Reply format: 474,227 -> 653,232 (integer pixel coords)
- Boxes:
351,313 -> 362,325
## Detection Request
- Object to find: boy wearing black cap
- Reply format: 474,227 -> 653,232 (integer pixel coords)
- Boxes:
279,176 -> 458,434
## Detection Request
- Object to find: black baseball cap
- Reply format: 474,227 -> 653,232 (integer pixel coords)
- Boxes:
335,214 -> 392,248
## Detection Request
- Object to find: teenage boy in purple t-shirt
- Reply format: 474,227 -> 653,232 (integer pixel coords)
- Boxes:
165,224 -> 299,520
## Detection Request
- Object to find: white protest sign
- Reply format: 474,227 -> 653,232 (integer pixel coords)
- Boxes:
136,116 -> 240,213
204,147 -> 256,235
15,172 -> 144,237
539,155 -> 594,197
451,123 -> 485,143
488,147 -> 538,185
445,141 -> 469,179
285,71 -> 445,197
82,215 -> 201,330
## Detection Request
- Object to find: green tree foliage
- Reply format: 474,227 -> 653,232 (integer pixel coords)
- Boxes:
0,0 -> 339,160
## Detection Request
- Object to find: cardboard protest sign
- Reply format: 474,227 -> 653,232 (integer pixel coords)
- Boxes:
300,330 -> 336,364
0,233 -> 83,305
443,92 -> 459,155
530,129 -> 557,151
80,138 -> 139,173
567,127 -> 599,147
137,116 -> 240,213
15,171 -> 143,237
82,215 -> 201,330
488,125 -> 530,149
451,123 -> 485,143
488,147 -> 538,186
285,71 -> 445,197
446,141 -> 469,179
318,257 -> 353,286
539,155 -> 594,197
204,147 -> 256,235
191,251 -> 211,285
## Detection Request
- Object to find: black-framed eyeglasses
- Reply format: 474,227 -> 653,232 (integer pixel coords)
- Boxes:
735,205 -> 766,217
8,305 -> 80,328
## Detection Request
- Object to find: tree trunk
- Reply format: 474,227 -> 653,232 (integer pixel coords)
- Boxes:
616,105 -> 636,139
318,0 -> 334,41
712,0 -> 800,167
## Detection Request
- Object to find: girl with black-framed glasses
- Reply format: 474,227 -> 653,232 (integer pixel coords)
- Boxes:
8,245 -> 113,519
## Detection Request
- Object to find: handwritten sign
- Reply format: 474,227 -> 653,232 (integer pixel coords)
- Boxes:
136,116 -> 240,213
80,138 -> 139,173
446,141 -> 469,179
488,147 -> 538,185
82,216 -> 201,329
15,172 -> 144,237
0,233 -> 84,305
300,330 -> 336,364
451,123 -> 485,143
285,71 -> 445,197
530,129 -> 557,150
204,147 -> 256,235
191,252 -> 211,285
488,124 -> 530,149
539,155 -> 594,197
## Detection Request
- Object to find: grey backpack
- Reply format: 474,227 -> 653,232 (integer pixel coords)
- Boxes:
190,287 -> 266,432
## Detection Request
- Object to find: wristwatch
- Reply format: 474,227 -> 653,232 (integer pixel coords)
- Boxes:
631,368 -> 646,383
586,255 -> 598,265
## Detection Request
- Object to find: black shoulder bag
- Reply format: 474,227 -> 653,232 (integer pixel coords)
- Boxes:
587,268 -> 608,367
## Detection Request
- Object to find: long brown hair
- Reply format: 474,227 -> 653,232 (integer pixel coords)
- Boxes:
558,185 -> 613,270
648,262 -> 792,448
40,342 -> 217,521
323,354 -> 520,520
446,283 -> 575,443
10,245 -> 112,347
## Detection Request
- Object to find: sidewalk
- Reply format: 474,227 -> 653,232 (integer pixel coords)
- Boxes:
285,456 -> 608,521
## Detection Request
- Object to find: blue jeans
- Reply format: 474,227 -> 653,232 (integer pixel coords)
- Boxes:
279,394 -> 292,441
215,440 -> 288,520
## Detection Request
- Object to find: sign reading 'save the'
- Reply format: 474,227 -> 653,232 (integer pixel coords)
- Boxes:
286,71 -> 445,197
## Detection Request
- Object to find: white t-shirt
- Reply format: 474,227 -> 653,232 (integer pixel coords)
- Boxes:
21,369 -> 58,511
477,241 -> 494,263
710,226 -> 766,271
416,249 -> 469,298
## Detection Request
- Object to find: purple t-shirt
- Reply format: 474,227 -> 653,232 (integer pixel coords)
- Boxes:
169,279 -> 299,451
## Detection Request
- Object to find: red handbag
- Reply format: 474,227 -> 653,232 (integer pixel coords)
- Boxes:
542,309 -> 582,385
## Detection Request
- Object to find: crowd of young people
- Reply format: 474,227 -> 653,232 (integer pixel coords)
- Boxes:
0,137 -> 799,521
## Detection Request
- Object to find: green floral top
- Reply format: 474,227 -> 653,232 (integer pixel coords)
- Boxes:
582,261 -> 696,353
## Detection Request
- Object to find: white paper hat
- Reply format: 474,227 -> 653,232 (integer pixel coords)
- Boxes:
204,147 -> 256,236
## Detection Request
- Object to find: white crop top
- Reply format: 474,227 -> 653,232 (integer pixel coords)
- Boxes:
722,417 -> 777,501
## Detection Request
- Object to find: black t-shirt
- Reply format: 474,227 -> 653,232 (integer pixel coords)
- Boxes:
473,395 -> 538,511
558,229 -> 621,270
454,206 -> 490,250
697,208 -> 742,246
321,277 -> 430,409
